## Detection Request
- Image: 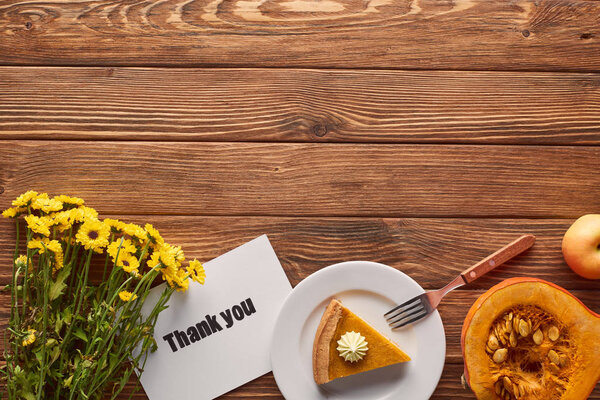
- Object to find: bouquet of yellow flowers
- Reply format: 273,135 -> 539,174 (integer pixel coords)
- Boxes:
2,191 -> 205,399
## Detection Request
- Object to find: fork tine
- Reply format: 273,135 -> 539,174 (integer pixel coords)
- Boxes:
385,300 -> 424,322
390,308 -> 429,329
387,303 -> 425,325
383,295 -> 422,318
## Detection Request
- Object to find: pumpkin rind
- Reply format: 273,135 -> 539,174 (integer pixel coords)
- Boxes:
461,277 -> 600,400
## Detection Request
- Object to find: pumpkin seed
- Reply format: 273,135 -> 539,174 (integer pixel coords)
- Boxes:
519,383 -> 526,396
533,329 -> 543,345
513,316 -> 520,333
498,331 -> 507,346
548,349 -> 560,365
503,376 -> 513,393
488,334 -> 499,350
493,348 -> 508,363
548,326 -> 560,341
513,383 -> 519,398
559,354 -> 568,367
549,362 -> 561,374
518,319 -> 530,337
495,380 -> 502,395
509,331 -> 517,347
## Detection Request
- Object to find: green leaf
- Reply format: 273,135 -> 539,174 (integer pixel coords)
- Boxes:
63,307 -> 72,324
49,264 -> 71,301
55,314 -> 63,335
73,328 -> 88,343
63,375 -> 73,388
34,350 -> 43,365
21,392 -> 35,400
50,345 -> 60,364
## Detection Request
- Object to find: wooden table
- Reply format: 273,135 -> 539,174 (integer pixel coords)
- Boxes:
1,0 -> 600,398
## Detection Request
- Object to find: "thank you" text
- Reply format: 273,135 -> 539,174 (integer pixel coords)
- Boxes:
162,298 -> 256,353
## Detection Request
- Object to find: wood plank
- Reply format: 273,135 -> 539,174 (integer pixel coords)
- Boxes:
97,363 -> 600,399
1,290 -> 599,398
0,0 -> 599,70
2,68 -> 600,144
1,142 -> 599,218
2,289 -> 599,362
4,216 -> 600,290
7,365 -> 600,399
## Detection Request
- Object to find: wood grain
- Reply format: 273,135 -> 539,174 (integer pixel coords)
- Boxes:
3,216 -> 600,289
106,363 -> 600,399
2,68 -> 600,144
0,290 -> 597,363
1,141 -> 599,218
1,289 -> 599,398
0,0 -> 599,70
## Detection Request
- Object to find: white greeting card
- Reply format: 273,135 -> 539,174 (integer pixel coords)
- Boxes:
137,235 -> 292,400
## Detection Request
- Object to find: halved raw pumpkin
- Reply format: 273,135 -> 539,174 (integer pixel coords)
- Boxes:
461,277 -> 600,400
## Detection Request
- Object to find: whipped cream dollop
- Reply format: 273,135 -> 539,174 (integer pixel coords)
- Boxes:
337,331 -> 368,362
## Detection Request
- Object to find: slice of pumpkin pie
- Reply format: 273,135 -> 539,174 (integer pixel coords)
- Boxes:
313,298 -> 410,384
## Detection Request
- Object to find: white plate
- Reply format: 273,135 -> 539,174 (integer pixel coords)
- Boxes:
271,261 -> 445,400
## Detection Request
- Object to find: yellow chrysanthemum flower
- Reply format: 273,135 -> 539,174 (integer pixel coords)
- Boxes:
15,254 -> 28,266
81,206 -> 99,221
70,206 -> 98,223
27,238 -> 64,270
104,218 -> 124,233
54,251 -> 64,271
107,239 -> 137,260
22,329 -> 36,346
14,255 -> 32,273
147,249 -> 178,286
12,191 -> 44,207
51,209 -> 78,232
76,220 -> 110,253
116,253 -> 140,274
31,197 -> 63,213
2,206 -> 26,218
166,269 -> 189,292
119,222 -> 147,242
147,250 -> 161,269
118,291 -> 138,302
54,195 -> 85,207
159,243 -> 183,266
144,224 -> 164,248
186,259 -> 206,284
173,245 -> 185,263
24,215 -> 51,236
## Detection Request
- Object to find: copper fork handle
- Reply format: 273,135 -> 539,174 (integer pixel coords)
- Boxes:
460,234 -> 536,284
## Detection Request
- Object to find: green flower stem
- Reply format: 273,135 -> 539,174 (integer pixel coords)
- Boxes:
13,217 -> 19,260
8,220 -> 20,389
66,245 -> 82,299
64,227 -> 73,265
101,234 -> 115,286
60,249 -> 93,355
36,252 -> 50,400
90,286 -> 174,396
88,266 -> 159,358
86,267 -> 164,390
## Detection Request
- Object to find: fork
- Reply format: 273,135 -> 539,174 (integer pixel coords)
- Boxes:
384,234 -> 536,329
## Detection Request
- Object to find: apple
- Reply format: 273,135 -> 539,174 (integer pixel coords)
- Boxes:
562,214 -> 600,279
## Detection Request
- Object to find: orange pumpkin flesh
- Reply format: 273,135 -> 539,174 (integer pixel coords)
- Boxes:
461,278 -> 600,400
